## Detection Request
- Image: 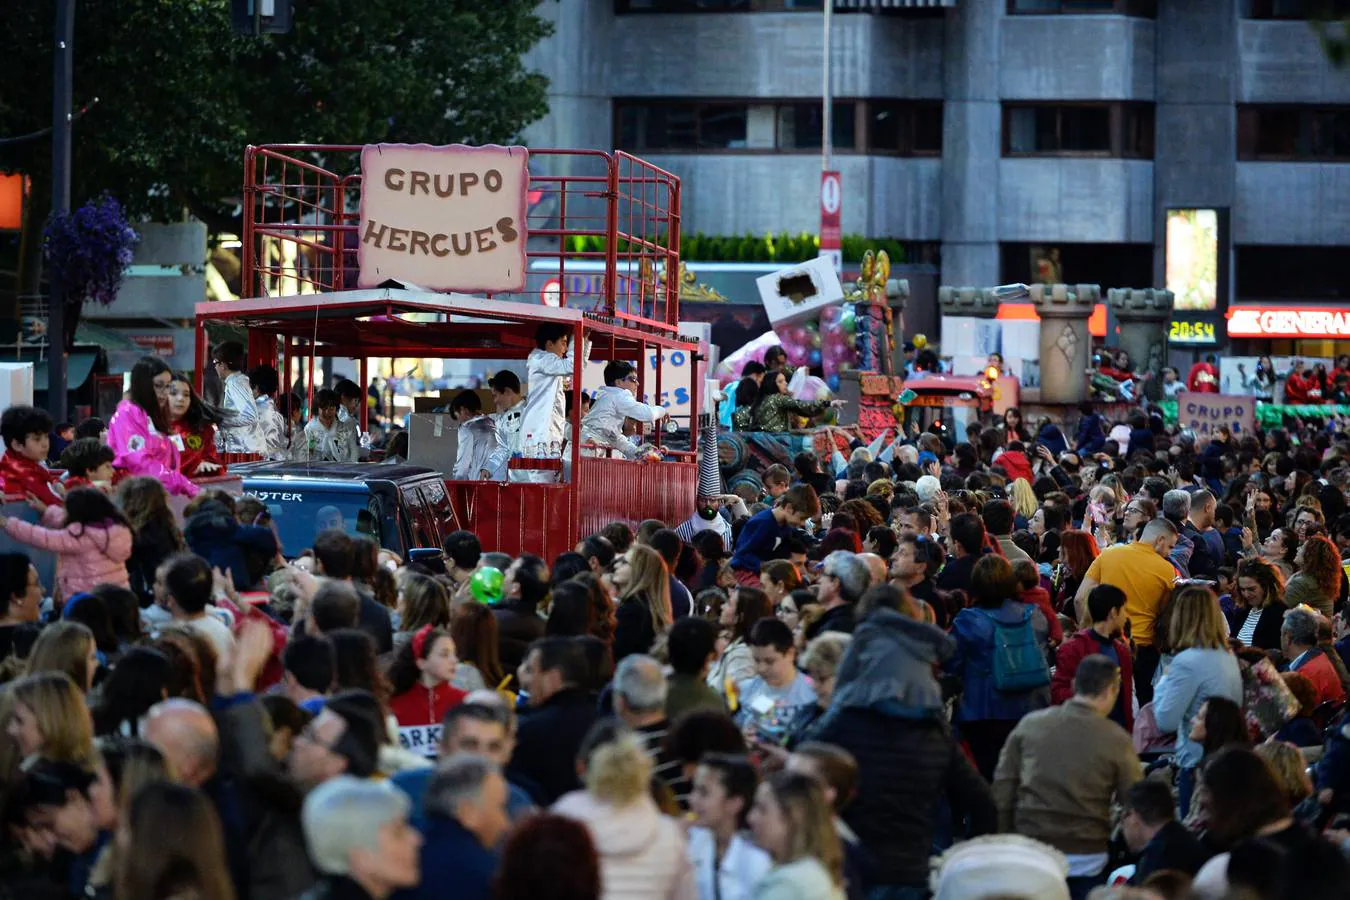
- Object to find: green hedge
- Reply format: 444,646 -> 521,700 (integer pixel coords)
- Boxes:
562,233 -> 908,265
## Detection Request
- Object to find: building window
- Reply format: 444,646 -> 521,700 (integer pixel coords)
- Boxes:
1007,0 -> 1156,14
1001,243 -> 1155,289
615,0 -> 825,12
616,102 -> 750,151
776,103 -> 858,151
1237,106 -> 1350,161
615,99 -> 940,155
1244,0 -> 1350,19
1002,104 -> 1154,159
1237,246 -> 1350,301
869,101 -> 943,155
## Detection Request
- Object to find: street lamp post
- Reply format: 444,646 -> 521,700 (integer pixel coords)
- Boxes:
48,0 -> 74,422
821,1 -> 833,173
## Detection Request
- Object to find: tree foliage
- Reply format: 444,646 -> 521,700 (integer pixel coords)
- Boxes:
0,0 -> 552,230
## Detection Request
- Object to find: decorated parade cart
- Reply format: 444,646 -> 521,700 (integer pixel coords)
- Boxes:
196,144 -> 701,559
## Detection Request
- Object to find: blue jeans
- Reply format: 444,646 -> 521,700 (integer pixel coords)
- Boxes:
1177,765 -> 1196,819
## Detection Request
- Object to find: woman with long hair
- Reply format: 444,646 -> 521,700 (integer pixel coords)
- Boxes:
1053,529 -> 1099,614
108,356 -> 199,498
1000,407 -> 1031,444
395,571 -> 451,647
1261,527 -> 1299,581
547,579 -> 593,638
750,371 -> 842,433
1231,557 -> 1286,651
0,487 -> 133,599
115,780 -> 237,900
28,620 -> 99,693
945,555 -> 1051,780
1152,586 -> 1243,816
92,646 -> 172,738
330,628 -> 392,706
1008,478 -> 1038,524
707,586 -> 773,700
451,600 -> 505,692
747,771 -> 845,900
1286,533 -> 1341,619
167,373 -> 225,478
613,544 -> 673,662
5,670 -> 95,765
572,572 -> 617,648
553,728 -> 694,899
119,477 -> 185,607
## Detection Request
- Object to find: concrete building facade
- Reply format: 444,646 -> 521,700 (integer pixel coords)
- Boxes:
524,1 -> 1350,317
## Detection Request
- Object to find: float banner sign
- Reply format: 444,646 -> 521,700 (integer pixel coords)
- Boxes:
1179,392 -> 1254,437
358,143 -> 529,293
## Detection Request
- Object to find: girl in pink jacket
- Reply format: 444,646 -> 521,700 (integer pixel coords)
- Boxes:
109,356 -> 199,498
0,488 -> 133,599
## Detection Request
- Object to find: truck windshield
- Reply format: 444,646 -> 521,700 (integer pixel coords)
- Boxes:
247,487 -> 399,557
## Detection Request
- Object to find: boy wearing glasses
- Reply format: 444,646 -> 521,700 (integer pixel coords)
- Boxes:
580,359 -> 667,460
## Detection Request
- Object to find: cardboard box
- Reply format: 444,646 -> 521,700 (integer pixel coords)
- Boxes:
755,257 -> 845,327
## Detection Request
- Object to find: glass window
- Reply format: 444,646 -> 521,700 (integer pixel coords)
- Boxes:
1004,104 -> 1143,156
701,106 -> 749,149
250,488 -> 398,558
777,102 -> 856,151
1239,106 -> 1350,161
867,101 -> 944,155
1009,0 -> 1155,13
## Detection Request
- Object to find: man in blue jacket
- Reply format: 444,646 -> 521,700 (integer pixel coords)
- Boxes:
394,756 -> 509,900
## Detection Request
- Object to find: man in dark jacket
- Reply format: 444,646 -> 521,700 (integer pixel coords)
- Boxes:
1122,780 -> 1207,883
492,555 -> 549,676
184,498 -> 278,591
312,529 -> 393,653
396,757 -> 508,900
805,551 -> 869,640
508,637 -> 598,805
814,589 -> 996,894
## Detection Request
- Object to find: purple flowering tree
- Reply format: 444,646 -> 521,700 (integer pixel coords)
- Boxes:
42,193 -> 140,351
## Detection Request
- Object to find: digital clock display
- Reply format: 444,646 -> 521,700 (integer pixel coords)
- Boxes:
1170,320 -> 1217,344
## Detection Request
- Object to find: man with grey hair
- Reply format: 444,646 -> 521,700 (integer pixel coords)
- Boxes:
806,550 -> 870,640
1161,489 -> 1197,577
1284,607 -> 1346,705
613,654 -> 682,796
300,776 -> 421,900
403,756 -> 510,900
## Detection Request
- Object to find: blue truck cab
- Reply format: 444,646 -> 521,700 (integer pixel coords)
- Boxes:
234,461 -> 456,562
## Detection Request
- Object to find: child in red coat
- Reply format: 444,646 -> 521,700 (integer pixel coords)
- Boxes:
0,406 -> 63,507
1013,559 -> 1063,646
387,625 -> 467,757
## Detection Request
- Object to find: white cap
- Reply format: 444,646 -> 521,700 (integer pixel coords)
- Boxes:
931,835 -> 1070,900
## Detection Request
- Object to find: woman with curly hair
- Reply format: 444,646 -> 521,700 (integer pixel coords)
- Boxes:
1286,534 -> 1341,619
1230,557 -> 1287,652
1260,526 -> 1299,582
837,499 -> 884,534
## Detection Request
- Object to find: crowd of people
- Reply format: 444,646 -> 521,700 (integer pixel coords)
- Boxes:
5,344 -> 1350,900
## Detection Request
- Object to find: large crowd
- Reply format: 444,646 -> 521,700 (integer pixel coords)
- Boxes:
1,343 -> 1350,900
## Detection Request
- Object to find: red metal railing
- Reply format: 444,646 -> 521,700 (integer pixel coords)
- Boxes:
240,145 -> 683,334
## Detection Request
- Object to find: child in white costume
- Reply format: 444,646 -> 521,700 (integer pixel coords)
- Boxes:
515,323 -> 590,483
449,390 -> 505,480
581,359 -> 668,459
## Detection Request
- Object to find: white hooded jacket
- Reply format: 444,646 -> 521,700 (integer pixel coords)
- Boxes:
518,341 -> 590,460
453,415 -> 506,480
552,789 -> 696,900
581,384 -> 668,459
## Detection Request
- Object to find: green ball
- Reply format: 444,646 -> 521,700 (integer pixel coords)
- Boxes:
469,566 -> 504,604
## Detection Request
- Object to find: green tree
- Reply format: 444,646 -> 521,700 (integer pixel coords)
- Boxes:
0,0 -> 551,298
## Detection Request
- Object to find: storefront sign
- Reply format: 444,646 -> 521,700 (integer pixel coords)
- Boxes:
130,335 -> 175,357
1178,392 -> 1255,437
358,143 -> 529,293
1227,307 -> 1350,339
